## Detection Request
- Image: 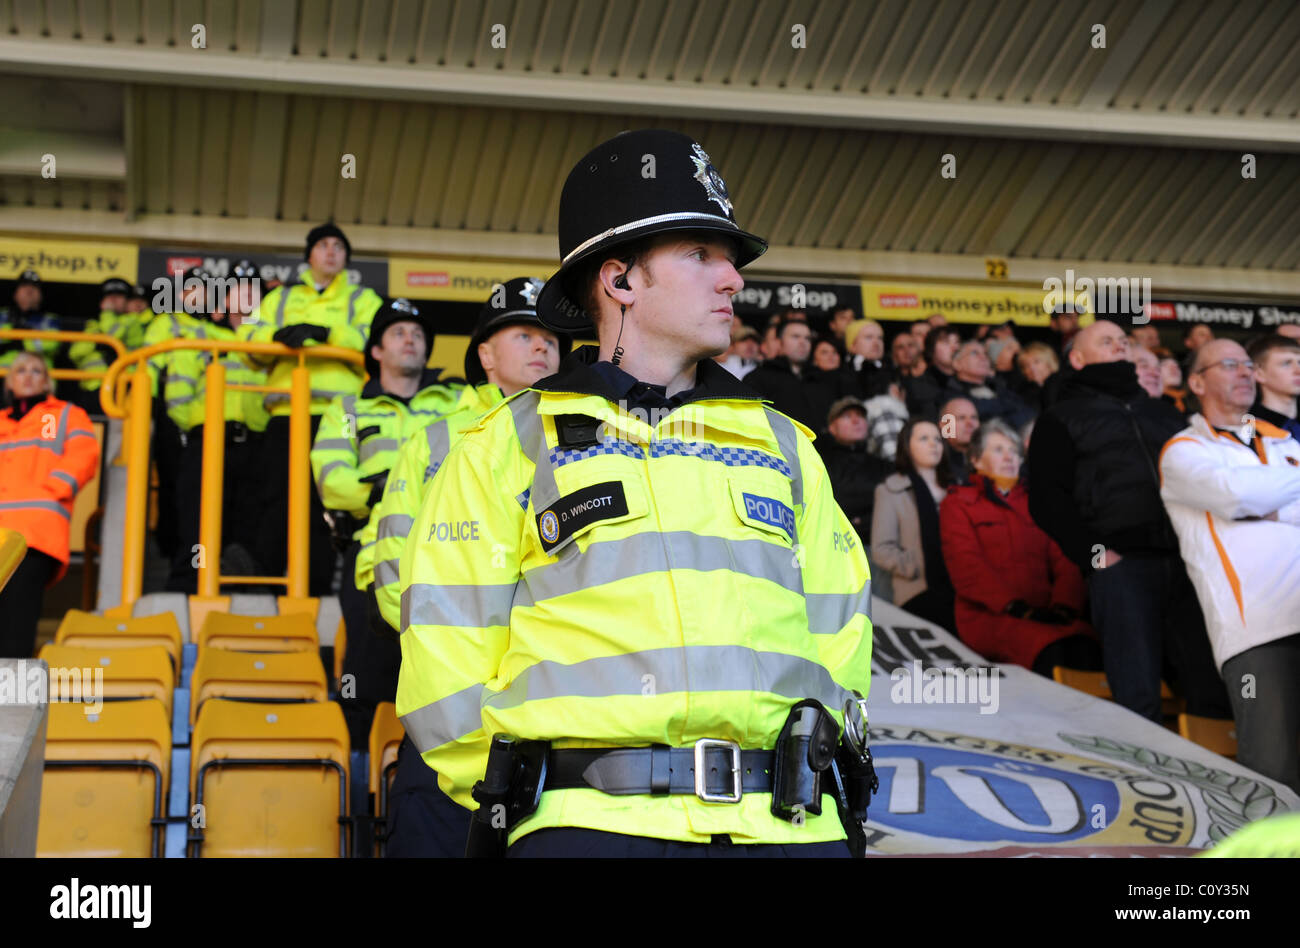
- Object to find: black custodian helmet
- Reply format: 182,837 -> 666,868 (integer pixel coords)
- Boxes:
464,276 -> 571,385
364,298 -> 434,377
535,129 -> 767,334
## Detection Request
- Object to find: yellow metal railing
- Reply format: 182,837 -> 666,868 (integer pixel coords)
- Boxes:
99,338 -> 365,621
0,327 -> 127,381
0,527 -> 27,593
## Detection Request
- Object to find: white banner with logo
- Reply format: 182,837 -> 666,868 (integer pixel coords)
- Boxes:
860,599 -> 1297,855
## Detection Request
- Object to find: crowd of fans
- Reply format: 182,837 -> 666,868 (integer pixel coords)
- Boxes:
718,304 -> 1300,794
4,252 -> 1299,793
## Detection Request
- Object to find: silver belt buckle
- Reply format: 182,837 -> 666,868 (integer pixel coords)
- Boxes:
694,738 -> 742,804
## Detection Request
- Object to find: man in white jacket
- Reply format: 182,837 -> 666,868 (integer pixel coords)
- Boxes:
1160,338 -> 1300,794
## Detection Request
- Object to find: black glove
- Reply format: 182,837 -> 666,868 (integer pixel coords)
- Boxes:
1003,599 -> 1033,620
273,323 -> 330,348
360,471 -> 388,508
324,510 -> 359,554
1040,604 -> 1079,626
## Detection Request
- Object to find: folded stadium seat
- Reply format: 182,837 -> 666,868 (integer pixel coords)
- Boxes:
37,698 -> 172,858
368,702 -> 405,857
1051,667 -> 1182,716
333,617 -> 346,691
55,609 -> 183,673
197,612 -> 318,653
39,644 -> 175,719
1178,713 -> 1238,758
189,699 -> 350,857
189,648 -> 328,726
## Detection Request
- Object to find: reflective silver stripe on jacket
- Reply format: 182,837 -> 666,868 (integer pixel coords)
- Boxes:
399,645 -> 855,754
402,582 -> 517,631
359,437 -> 399,463
377,514 -> 415,542
315,460 -> 350,495
49,470 -> 81,493
347,286 -> 364,322
0,499 -> 70,520
805,582 -> 872,634
375,558 -> 400,589
275,285 -> 291,325
313,438 -> 354,453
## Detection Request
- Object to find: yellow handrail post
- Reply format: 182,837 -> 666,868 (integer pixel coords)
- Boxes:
286,359 -> 312,600
108,366 -> 153,617
196,358 -> 227,599
0,528 -> 27,593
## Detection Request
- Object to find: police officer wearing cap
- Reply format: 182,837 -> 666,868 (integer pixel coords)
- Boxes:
398,130 -> 876,858
69,277 -> 140,398
0,270 -> 64,373
311,297 -> 463,748
364,277 -> 568,858
239,223 -> 383,595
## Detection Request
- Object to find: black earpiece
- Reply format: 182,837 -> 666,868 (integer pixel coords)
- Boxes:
614,272 -> 630,291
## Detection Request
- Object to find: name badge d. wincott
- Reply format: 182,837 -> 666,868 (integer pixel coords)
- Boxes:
536,481 -> 629,554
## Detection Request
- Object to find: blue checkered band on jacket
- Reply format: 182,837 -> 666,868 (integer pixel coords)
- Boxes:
548,437 -> 791,478
516,488 -> 531,510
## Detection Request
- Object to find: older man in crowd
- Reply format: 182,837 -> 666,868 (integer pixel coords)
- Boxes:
942,339 -> 1035,428
1160,337 -> 1300,793
1028,319 -> 1229,723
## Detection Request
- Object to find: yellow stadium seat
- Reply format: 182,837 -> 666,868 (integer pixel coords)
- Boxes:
190,647 -> 328,726
368,702 -> 405,857
1052,667 -> 1182,716
189,699 -> 350,857
1179,713 -> 1238,758
334,617 -> 346,689
55,609 -> 183,672
37,698 -> 171,858
39,644 -> 175,718
197,612 -> 318,653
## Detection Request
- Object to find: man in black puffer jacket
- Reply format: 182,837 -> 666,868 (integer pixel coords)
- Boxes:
1027,319 -> 1230,724
816,397 -> 894,546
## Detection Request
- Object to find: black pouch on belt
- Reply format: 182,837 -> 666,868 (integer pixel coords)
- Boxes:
770,699 -> 839,821
466,734 -> 550,858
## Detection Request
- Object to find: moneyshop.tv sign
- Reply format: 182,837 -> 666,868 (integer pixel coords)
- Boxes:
1144,299 -> 1300,330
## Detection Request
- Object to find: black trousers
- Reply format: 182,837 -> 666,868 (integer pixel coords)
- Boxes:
166,423 -> 266,594
259,414 -> 336,597
0,549 -> 59,658
384,737 -> 472,858
507,828 -> 854,858
339,556 -> 401,748
1088,553 -> 1231,722
1223,634 -> 1300,795
152,404 -> 183,560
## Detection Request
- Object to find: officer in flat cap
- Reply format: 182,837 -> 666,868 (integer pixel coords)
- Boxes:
0,270 -> 63,373
69,277 -> 142,398
237,222 -> 383,595
399,130 -> 876,858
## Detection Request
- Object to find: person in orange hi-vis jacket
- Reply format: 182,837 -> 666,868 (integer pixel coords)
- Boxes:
0,352 -> 100,657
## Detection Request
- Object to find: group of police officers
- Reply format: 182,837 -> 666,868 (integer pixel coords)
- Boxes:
3,129 -> 877,858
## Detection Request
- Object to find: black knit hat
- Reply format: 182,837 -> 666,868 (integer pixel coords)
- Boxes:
365,298 -> 434,378
305,222 -> 351,263
464,277 -> 572,384
535,129 -> 767,334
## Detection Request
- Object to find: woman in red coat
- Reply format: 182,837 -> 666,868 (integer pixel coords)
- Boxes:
0,352 -> 100,657
939,418 -> 1100,676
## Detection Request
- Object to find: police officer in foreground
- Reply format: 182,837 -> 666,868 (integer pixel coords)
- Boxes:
369,278 -> 568,858
312,298 -> 463,747
398,130 -> 876,858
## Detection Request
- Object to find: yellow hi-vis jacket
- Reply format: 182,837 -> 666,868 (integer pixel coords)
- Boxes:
397,350 -> 873,846
70,309 -> 149,391
357,382 -> 504,619
311,371 -> 465,539
236,271 -> 381,417
162,320 -> 271,433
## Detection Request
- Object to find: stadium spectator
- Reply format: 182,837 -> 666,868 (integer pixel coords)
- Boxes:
1130,344 -> 1164,398
0,353 -> 99,658
827,306 -> 855,343
1049,304 -> 1082,354
818,397 -> 893,545
862,375 -> 910,462
1160,337 -> 1300,793
810,336 -> 844,372
0,270 -> 62,372
1015,341 -> 1058,413
943,340 -> 1035,428
759,323 -> 781,360
1156,347 -> 1188,413
1028,319 -> 1229,722
910,321 -> 931,341
744,316 -> 831,431
844,319 -> 891,397
1183,321 -> 1215,355
904,326 -> 960,419
891,330 -> 923,377
1131,324 -> 1160,350
238,223 -> 382,595
717,322 -> 760,379
940,420 -> 1098,676
939,395 -> 978,484
1246,334 -> 1300,442
871,418 -> 956,631
1277,324 -> 1300,342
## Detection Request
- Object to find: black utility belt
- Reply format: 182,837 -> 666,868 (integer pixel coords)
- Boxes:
547,741 -> 785,803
